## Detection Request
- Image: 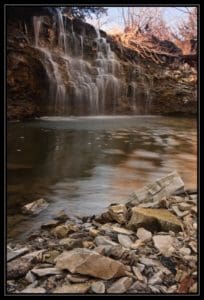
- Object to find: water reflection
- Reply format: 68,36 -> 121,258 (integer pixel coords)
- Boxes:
7,116 -> 197,240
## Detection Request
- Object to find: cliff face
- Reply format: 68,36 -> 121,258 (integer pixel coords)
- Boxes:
7,7 -> 197,120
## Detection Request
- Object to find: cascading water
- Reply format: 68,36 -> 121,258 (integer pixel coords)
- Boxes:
32,8 -> 150,115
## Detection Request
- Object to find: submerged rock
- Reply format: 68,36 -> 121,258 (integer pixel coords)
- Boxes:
127,207 -> 183,232
22,198 -> 49,215
55,248 -> 128,280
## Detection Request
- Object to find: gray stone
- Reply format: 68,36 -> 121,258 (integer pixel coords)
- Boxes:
7,246 -> 29,262
95,236 -> 118,247
91,281 -> 106,293
179,247 -> 191,256
22,198 -> 48,215
108,204 -> 128,224
127,207 -> 183,233
53,283 -> 90,293
55,248 -> 128,280
128,172 -> 184,206
21,287 -> 46,293
136,228 -> 152,242
107,277 -> 133,293
118,234 -> 132,249
153,235 -> 175,256
148,271 -> 163,285
31,268 -> 62,277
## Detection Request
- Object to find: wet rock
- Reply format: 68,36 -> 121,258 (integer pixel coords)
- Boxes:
107,276 -> 133,293
136,228 -> 152,242
21,286 -> 46,293
53,210 -> 69,222
55,248 -> 128,280
91,281 -> 106,293
7,257 -> 33,279
41,220 -> 60,229
7,246 -> 29,262
59,237 -> 83,249
22,198 -> 48,215
53,283 -> 90,293
153,235 -> 175,256
108,204 -> 128,224
128,172 -> 184,206
132,266 -> 144,281
127,207 -> 183,233
51,225 -> 69,238
118,234 -> 132,249
31,268 -> 63,277
95,236 -> 118,247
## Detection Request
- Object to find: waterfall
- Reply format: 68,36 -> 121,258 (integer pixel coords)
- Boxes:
32,9 -> 145,116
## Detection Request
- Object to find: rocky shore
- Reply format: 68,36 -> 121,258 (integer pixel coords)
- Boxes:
7,172 -> 198,294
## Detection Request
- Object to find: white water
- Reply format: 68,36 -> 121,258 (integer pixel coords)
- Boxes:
32,9 -> 150,115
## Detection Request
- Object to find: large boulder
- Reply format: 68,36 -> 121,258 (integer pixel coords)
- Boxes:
55,248 -> 128,280
127,207 -> 183,232
128,172 -> 184,206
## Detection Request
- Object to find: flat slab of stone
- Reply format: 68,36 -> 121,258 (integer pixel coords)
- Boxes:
127,207 -> 183,232
95,236 -> 118,247
41,220 -> 60,229
111,226 -> 133,235
128,171 -> 184,206
7,246 -> 29,262
53,283 -> 90,293
21,287 -> 46,293
22,198 -> 48,215
55,248 -> 128,280
31,267 -> 63,277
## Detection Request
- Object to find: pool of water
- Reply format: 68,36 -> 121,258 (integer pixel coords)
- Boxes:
7,115 -> 197,240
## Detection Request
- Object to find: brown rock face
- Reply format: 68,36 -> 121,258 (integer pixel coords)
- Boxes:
127,207 -> 183,233
55,248 -> 128,280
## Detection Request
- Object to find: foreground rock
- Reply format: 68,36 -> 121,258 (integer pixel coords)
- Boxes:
108,204 -> 128,224
153,235 -> 175,256
53,283 -> 90,293
22,198 -> 49,215
127,207 -> 183,232
55,248 -> 128,280
107,277 -> 133,293
128,171 -> 184,206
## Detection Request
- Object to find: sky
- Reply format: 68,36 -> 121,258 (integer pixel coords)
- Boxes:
86,6 -> 196,33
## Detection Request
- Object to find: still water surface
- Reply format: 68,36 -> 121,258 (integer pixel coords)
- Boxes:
7,116 -> 197,240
